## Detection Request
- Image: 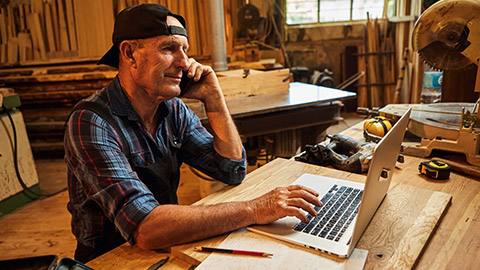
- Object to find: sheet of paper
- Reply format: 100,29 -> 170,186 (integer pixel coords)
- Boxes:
196,228 -> 368,270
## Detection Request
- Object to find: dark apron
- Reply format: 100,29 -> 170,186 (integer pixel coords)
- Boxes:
71,102 -> 182,263
133,115 -> 182,205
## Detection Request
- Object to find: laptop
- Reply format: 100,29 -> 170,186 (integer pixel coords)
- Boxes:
247,107 -> 411,258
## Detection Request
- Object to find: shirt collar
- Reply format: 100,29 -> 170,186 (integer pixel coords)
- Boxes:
106,76 -> 169,121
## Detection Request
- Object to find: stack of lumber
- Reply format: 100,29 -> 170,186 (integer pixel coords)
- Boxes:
1,63 -> 117,154
357,18 -> 396,108
0,0 -> 231,67
0,0 -> 82,64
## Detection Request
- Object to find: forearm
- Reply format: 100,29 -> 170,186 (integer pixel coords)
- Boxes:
134,201 -> 254,250
203,91 -> 243,160
134,185 -> 323,250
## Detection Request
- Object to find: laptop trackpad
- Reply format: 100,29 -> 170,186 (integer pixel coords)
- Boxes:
252,217 -> 299,235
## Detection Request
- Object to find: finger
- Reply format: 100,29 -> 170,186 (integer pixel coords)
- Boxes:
288,185 -> 319,196
193,64 -> 204,81
288,197 -> 318,217
289,189 -> 322,207
285,206 -> 309,223
187,59 -> 204,81
186,58 -> 196,74
187,62 -> 200,77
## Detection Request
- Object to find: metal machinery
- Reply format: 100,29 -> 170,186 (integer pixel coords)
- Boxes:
404,0 -> 480,166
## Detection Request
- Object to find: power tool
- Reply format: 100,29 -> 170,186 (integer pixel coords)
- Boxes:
325,134 -> 376,173
296,134 -> 376,173
296,133 -> 405,173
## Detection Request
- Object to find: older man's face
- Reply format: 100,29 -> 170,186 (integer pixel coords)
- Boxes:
130,16 -> 189,100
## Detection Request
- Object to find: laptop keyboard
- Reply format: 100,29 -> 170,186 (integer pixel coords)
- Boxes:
293,184 -> 363,242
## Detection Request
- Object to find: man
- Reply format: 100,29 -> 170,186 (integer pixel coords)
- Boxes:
64,4 -> 321,263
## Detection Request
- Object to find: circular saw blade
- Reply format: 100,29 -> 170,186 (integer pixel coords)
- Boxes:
413,0 -> 480,70
418,40 -> 472,70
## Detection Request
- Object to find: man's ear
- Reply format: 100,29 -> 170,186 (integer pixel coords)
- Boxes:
119,40 -> 137,68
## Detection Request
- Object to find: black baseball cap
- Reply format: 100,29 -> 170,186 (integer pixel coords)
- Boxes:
97,4 -> 188,68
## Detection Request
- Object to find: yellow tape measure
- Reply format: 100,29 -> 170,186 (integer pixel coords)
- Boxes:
418,160 -> 451,180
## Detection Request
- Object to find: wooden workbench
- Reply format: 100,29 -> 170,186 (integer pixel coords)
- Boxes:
86,121 -> 480,269
187,82 -> 356,137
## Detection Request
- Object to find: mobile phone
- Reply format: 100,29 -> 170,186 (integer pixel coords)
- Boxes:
179,72 -> 193,96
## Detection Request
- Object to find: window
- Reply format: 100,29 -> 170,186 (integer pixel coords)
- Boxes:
286,0 -> 387,25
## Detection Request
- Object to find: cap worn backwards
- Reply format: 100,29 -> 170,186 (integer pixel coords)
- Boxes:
97,4 -> 188,68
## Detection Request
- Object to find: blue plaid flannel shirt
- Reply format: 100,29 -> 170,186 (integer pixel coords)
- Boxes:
64,76 -> 246,248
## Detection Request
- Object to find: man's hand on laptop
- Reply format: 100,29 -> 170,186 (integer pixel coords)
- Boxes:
249,185 -> 322,224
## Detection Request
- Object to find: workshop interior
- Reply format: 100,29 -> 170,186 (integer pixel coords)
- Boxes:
1,0 -> 480,269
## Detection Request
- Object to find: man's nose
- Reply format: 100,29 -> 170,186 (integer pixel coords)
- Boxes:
177,49 -> 189,70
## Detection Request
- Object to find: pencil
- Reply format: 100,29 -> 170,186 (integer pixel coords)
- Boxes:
194,247 -> 273,257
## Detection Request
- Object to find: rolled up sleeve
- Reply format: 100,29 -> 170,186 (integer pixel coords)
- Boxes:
175,101 -> 247,185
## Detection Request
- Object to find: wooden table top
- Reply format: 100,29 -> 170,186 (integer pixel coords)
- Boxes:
88,121 -> 480,270
185,82 -> 356,120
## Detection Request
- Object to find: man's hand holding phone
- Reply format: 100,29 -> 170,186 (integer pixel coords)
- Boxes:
179,58 -> 223,104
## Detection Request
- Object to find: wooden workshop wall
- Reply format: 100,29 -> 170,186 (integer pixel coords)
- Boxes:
0,0 -> 236,66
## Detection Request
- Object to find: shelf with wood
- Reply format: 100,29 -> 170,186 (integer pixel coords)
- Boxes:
0,0 -> 231,68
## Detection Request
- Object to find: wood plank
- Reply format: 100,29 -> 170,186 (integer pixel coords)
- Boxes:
64,0 -> 77,51
18,33 -> 33,61
224,0 -> 233,56
357,183 -> 451,269
18,4 -> 26,31
410,52 -> 422,103
0,62 -> 116,77
357,45 -> 368,107
167,0 -> 179,13
0,43 -> 6,63
31,13 -> 47,59
43,2 -> 56,52
100,0 -> 115,57
116,0 -> 127,15
7,5 -> 16,38
73,0 -> 90,57
196,0 -> 211,56
394,48 -> 409,103
56,0 -> 70,51
0,70 -> 118,84
7,37 -> 18,64
25,11 -> 41,60
183,0 -> 198,56
48,0 -> 61,51
216,68 -> 290,99
0,9 -> 7,44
